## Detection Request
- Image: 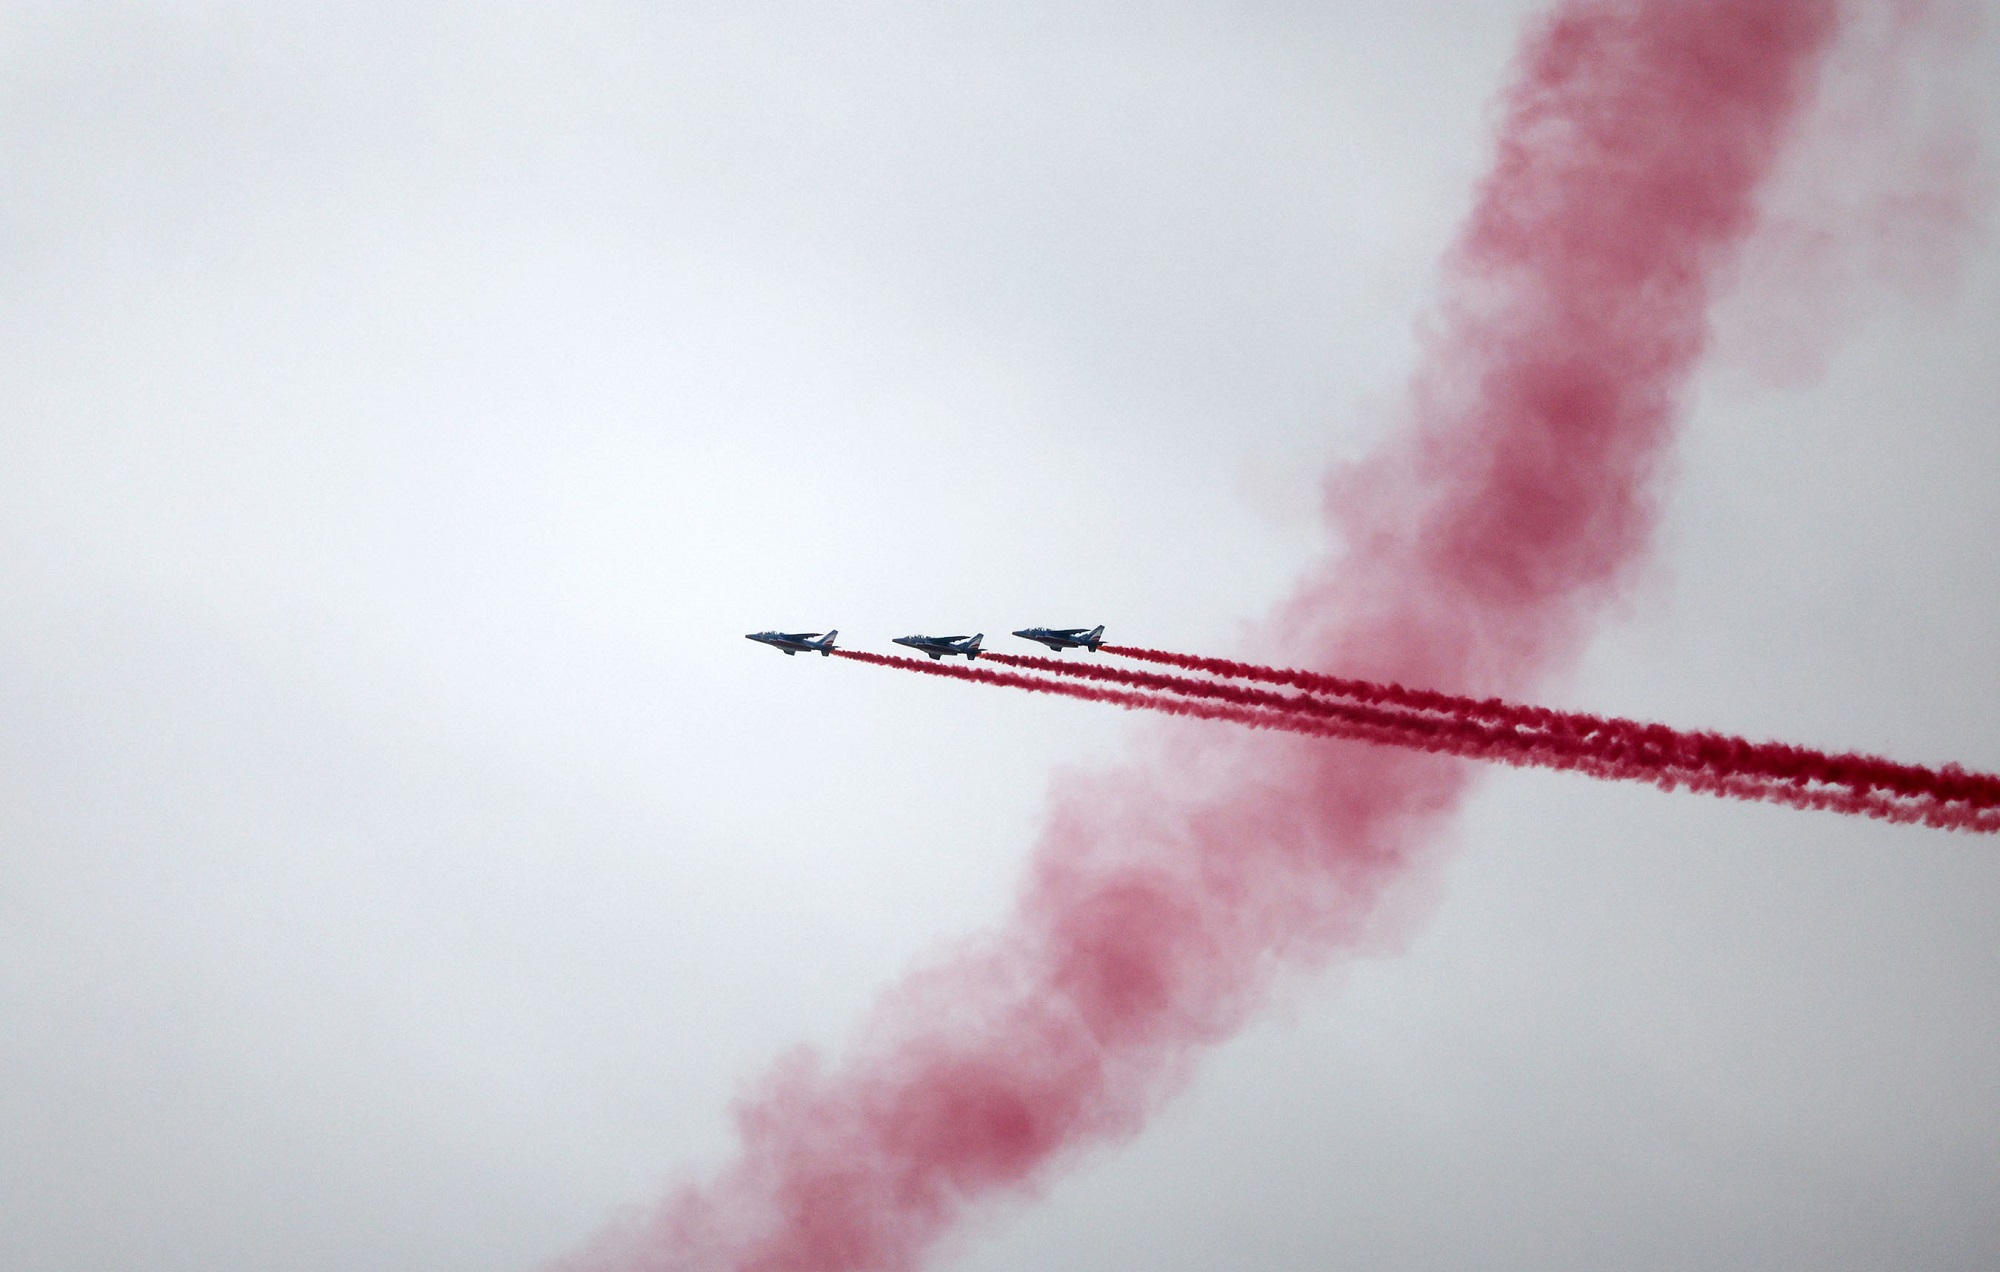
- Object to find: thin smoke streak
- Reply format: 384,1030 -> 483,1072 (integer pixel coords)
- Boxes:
982,650 -> 1664,773
990,650 -> 1973,800
1098,645 -> 2000,809
993,650 -> 2000,830
853,651 -> 1996,833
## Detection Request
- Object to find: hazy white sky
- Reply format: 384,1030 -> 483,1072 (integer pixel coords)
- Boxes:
3,4 -> 1998,1270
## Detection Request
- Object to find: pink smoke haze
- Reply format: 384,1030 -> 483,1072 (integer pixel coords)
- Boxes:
556,3 -> 1880,1269
1711,0 -> 1992,386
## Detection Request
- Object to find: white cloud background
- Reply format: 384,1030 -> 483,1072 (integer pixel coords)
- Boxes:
2,3 -> 1997,1270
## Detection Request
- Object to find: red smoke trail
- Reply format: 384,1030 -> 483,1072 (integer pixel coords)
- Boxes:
831,651 -> 1507,758
560,6 -> 1861,1271
976,649 -> 1657,770
1104,644 -> 2000,807
973,651 -> 1999,833
1664,770 -> 2000,834
852,649 -> 1663,787
1000,650 -> 2000,819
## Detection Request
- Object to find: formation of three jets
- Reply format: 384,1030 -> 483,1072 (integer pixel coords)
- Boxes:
745,625 -> 1105,658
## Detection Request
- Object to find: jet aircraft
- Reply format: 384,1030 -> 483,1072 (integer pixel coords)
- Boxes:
746,629 -> 838,656
892,633 -> 983,660
1012,624 -> 1105,653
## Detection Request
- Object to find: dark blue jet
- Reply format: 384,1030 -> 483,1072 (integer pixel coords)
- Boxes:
1012,624 -> 1105,653
746,629 -> 838,656
892,633 -> 983,660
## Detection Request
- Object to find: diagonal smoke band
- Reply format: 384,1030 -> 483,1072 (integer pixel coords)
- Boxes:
553,5 -> 1925,1270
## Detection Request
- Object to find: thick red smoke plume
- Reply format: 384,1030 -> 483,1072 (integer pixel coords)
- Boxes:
561,5 -> 1857,1270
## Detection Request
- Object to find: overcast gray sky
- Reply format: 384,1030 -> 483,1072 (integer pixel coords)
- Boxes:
3,4 -> 1998,1271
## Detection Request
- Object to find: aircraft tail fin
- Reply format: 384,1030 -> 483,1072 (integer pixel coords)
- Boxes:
968,634 -> 983,658
819,629 -> 837,654
1086,624 -> 1104,649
